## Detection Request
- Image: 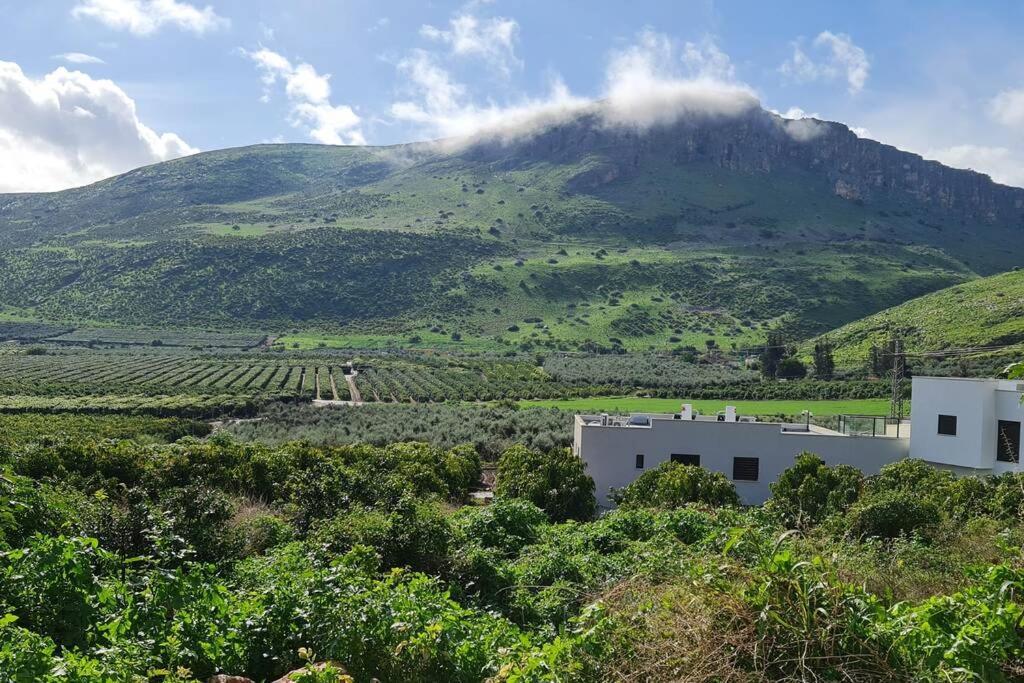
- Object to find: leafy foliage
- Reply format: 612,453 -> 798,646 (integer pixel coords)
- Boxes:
495,445 -> 596,522
611,460 -> 740,509
2,420 -> 1024,681
767,452 -> 863,527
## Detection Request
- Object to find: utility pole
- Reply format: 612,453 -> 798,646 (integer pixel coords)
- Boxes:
889,338 -> 905,420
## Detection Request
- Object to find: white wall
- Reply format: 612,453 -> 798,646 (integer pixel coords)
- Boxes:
577,377 -> 1023,509
909,377 -> 994,469
910,377 -> 1023,471
577,417 -> 909,506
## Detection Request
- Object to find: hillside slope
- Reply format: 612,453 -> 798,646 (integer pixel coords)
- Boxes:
813,269 -> 1024,365
0,105 -> 1021,350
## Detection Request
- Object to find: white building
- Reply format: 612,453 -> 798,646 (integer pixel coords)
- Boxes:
574,376 -> 1023,507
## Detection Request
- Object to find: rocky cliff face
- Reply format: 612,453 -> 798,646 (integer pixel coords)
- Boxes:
464,107 -> 1024,227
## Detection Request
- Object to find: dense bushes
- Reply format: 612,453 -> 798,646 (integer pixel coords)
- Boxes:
611,461 -> 740,509
767,452 -> 863,527
764,455 -> 1024,539
846,491 -> 943,540
3,422 -> 1024,680
495,445 -> 596,521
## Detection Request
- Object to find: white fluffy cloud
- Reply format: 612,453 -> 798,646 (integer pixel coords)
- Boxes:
53,52 -> 106,65
926,144 -> 1024,188
601,31 -> 758,129
420,13 -> 520,76
0,60 -> 196,192
989,88 -> 1024,129
391,30 -> 759,146
72,0 -> 229,36
244,48 -> 365,145
391,49 -> 587,144
780,31 -> 869,94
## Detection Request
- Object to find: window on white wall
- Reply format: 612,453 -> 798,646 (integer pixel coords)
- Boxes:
732,457 -> 759,481
937,414 -> 957,436
671,453 -> 700,466
635,453 -> 645,469
997,420 -> 1020,463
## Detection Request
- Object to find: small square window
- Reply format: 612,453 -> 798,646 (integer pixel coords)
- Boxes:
635,453 -> 645,469
733,457 -> 759,481
671,453 -> 700,466
937,414 -> 957,436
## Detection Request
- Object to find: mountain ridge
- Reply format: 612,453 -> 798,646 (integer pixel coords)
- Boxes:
0,104 -> 1020,350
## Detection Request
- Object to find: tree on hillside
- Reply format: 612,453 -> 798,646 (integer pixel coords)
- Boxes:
813,338 -> 835,380
760,330 -> 786,379
777,357 -> 808,379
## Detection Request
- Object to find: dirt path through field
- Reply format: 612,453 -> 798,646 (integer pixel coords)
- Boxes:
328,370 -> 340,401
344,369 -> 362,404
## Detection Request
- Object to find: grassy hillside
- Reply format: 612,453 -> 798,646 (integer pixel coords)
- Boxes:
1,108 -> 1021,350
811,269 -> 1024,365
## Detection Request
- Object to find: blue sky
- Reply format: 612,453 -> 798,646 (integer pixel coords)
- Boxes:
1,0 -> 1023,191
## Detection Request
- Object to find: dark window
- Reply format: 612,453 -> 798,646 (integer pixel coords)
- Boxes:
635,453 -> 645,469
733,457 -> 759,481
671,453 -> 701,466
997,420 -> 1021,463
937,414 -> 957,436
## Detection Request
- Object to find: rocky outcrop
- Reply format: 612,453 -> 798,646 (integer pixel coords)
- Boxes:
461,106 -> 1024,228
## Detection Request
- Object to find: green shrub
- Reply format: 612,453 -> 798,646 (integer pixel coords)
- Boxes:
228,509 -> 295,559
496,446 -> 596,522
309,498 -> 451,573
232,545 -> 537,682
776,357 -> 807,379
0,471 -> 88,548
611,461 -> 739,509
450,497 -> 547,556
866,458 -> 955,500
159,484 -> 236,563
767,452 -> 863,527
0,535 -> 116,650
988,473 -> 1024,520
846,490 -> 943,540
876,563 -> 1024,681
0,615 -> 60,682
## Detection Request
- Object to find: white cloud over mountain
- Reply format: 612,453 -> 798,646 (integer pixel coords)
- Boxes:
72,0 -> 229,36
244,48 -> 365,146
390,27 -> 759,146
0,61 -> 196,192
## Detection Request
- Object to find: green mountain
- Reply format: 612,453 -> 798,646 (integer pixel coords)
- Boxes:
810,268 -> 1024,366
1,106 -> 1021,352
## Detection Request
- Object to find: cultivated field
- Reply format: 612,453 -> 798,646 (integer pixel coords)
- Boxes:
0,350 -> 351,402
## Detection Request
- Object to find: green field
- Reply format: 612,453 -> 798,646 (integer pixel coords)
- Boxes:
517,396 -> 891,416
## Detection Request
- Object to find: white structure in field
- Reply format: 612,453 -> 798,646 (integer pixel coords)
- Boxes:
574,376 -> 1023,507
